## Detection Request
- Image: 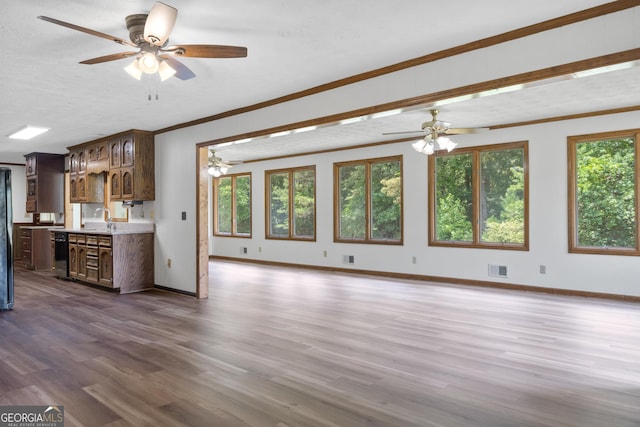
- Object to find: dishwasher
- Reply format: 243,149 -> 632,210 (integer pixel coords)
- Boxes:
54,231 -> 69,279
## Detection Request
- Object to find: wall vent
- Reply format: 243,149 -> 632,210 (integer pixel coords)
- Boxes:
488,264 -> 508,278
343,255 -> 355,264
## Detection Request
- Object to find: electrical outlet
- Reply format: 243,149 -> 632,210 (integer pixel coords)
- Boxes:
412,256 -> 417,264
323,250 -> 327,257
539,265 -> 546,274
167,258 -> 172,268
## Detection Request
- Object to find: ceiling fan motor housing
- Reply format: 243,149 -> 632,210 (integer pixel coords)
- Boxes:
125,14 -> 148,45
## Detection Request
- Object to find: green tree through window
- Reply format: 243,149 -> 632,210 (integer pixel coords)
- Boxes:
266,166 -> 316,240
429,142 -> 528,249
335,156 -> 402,243
569,131 -> 639,255
213,173 -> 251,237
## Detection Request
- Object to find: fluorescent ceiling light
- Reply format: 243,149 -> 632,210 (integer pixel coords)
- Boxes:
270,130 -> 291,138
434,94 -> 475,107
9,126 -> 49,140
572,61 -> 637,78
340,116 -> 366,125
370,109 -> 403,119
294,126 -> 318,133
478,84 -> 524,98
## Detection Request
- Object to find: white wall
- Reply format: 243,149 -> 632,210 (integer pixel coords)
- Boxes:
152,8 -> 640,296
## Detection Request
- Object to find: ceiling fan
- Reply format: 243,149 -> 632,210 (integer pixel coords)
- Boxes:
38,2 -> 247,81
208,150 -> 242,177
383,109 -> 488,155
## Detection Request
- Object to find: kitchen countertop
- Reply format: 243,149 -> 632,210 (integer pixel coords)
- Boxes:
55,228 -> 154,235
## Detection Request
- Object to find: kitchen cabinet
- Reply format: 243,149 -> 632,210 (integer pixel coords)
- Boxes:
69,147 -> 104,204
24,153 -> 64,213
67,231 -> 153,293
68,234 -> 77,277
86,140 -> 109,174
108,131 -> 155,201
20,226 -> 56,271
68,130 -> 154,204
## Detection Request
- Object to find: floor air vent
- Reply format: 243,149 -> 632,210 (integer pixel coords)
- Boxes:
488,264 -> 508,278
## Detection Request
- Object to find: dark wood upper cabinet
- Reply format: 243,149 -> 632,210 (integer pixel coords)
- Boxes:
68,130 -> 154,203
24,152 -> 64,213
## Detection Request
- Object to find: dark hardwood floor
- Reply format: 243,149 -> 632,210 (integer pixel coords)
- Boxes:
1,260 -> 639,426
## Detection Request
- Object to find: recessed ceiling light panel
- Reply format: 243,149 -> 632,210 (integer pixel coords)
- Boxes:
8,126 -> 50,140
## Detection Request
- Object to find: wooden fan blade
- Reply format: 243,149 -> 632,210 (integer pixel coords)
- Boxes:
382,130 -> 424,135
80,51 -> 139,65
162,44 -> 247,58
37,16 -> 137,47
444,127 -> 490,134
158,55 -> 196,80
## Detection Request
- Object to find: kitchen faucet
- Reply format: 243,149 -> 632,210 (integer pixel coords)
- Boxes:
95,207 -> 114,230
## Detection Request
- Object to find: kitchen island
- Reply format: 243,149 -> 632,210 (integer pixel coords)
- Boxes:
57,225 -> 154,294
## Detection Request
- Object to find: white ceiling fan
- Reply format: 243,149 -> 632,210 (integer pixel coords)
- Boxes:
38,2 -> 248,81
384,109 -> 489,154
208,150 -> 242,177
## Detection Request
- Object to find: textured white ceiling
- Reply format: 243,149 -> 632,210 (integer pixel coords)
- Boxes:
0,0 -> 635,163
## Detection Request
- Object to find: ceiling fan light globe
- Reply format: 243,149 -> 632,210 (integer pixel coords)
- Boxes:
437,136 -> 451,150
144,2 -> 178,46
445,140 -> 458,152
139,52 -> 159,74
158,60 -> 176,81
412,140 -> 425,152
423,142 -> 435,155
124,59 -> 142,80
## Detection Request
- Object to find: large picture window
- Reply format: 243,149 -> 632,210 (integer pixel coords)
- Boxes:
429,142 -> 528,249
213,173 -> 251,237
568,130 -> 639,255
334,156 -> 402,244
266,166 -> 316,240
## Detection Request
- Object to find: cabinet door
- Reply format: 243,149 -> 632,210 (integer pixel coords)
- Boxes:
27,178 -> 37,199
110,170 -> 121,199
70,176 -> 78,201
77,175 -> 86,201
97,141 -> 109,162
77,245 -> 87,279
98,247 -> 113,287
121,167 -> 134,199
69,152 -> 78,173
110,139 -> 121,168
68,244 -> 78,277
25,155 -> 37,177
122,137 -> 134,167
87,145 -> 97,162
78,150 -> 86,173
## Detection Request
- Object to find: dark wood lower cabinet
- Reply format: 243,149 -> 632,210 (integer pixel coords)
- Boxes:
20,226 -> 56,271
67,232 -> 153,293
98,246 -> 113,287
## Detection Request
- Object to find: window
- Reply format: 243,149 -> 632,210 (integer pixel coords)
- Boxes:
213,173 -> 251,237
568,130 -> 639,255
334,156 -> 402,244
429,141 -> 528,249
266,166 -> 316,240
